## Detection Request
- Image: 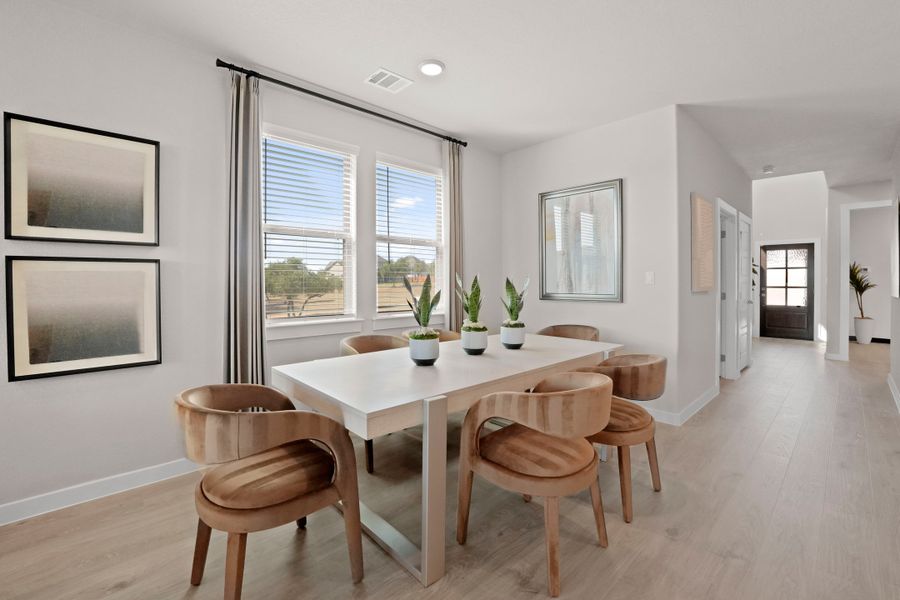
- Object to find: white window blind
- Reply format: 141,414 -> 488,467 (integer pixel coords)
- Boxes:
262,135 -> 355,320
375,161 -> 444,313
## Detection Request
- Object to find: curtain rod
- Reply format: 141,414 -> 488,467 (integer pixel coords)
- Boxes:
216,59 -> 467,147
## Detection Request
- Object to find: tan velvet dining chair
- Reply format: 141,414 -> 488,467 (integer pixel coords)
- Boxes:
175,384 -> 363,600
578,354 -> 667,523
340,334 -> 408,473
456,372 -> 613,597
536,324 -> 600,342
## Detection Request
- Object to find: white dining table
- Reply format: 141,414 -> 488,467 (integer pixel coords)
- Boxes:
271,333 -> 623,587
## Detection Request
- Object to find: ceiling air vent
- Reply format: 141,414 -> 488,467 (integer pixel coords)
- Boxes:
365,68 -> 413,93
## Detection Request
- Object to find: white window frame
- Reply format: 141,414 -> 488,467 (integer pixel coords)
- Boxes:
261,124 -> 360,336
373,152 -> 447,319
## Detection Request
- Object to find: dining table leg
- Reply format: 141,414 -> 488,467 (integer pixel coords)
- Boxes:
419,394 -> 448,586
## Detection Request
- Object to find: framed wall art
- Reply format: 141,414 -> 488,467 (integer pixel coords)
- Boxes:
6,257 -> 161,381
691,193 -> 715,292
893,196 -> 900,299
539,179 -> 623,302
4,113 -> 159,245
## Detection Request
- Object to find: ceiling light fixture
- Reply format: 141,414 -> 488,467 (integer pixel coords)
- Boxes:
762,165 -> 775,175
419,60 -> 445,77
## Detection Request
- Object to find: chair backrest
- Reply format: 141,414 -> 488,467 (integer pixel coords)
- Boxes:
175,384 -> 294,465
579,354 -> 667,401
536,324 -> 600,342
465,372 -> 612,440
340,334 -> 408,356
401,328 -> 461,342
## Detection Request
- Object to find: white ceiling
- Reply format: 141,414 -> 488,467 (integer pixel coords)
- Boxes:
57,0 -> 900,186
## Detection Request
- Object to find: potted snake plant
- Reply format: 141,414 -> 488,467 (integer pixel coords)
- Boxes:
456,273 -> 488,355
404,274 -> 441,365
500,277 -> 529,349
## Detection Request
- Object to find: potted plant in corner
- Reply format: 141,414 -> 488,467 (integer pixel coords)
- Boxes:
456,273 -> 488,355
404,274 -> 442,365
850,261 -> 877,344
500,277 -> 529,349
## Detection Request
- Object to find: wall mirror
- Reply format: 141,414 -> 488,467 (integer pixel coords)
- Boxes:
540,179 -> 623,302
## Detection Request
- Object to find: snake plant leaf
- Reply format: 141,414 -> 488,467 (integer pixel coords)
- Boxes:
403,276 -> 414,298
430,289 -> 441,318
505,278 -> 516,303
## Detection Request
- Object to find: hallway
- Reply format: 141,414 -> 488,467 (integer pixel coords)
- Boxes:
0,339 -> 896,599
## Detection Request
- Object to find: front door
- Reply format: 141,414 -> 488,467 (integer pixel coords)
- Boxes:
760,244 -> 814,340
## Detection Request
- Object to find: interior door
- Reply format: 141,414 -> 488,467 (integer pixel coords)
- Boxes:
760,244 -> 814,340
738,217 -> 752,368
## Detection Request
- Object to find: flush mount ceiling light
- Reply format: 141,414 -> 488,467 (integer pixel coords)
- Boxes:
762,165 -> 775,175
419,60 -> 445,77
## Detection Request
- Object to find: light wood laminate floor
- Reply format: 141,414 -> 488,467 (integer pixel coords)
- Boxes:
1,338 -> 897,599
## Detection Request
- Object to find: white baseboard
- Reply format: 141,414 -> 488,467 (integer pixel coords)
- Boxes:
646,383 -> 720,427
888,373 -> 900,415
0,458 -> 197,527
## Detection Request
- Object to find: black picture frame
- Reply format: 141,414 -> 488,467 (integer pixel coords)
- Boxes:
4,112 -> 160,245
6,256 -> 162,381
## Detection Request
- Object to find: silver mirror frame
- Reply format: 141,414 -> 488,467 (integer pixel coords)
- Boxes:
539,179 -> 623,302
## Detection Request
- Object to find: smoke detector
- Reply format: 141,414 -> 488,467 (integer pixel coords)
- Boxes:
365,68 -> 413,93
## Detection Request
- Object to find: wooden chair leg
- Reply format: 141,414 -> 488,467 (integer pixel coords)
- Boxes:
224,533 -> 247,600
364,439 -> 374,474
617,445 -> 633,523
341,500 -> 364,583
646,438 -> 662,492
588,480 -> 609,548
296,517 -> 307,529
544,496 -> 561,598
190,519 -> 212,586
456,468 -> 474,544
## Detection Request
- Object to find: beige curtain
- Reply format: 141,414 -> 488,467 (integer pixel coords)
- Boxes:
447,141 -> 464,331
225,73 -> 266,384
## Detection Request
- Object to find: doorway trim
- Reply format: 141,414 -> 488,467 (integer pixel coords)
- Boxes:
716,199 -> 740,380
738,212 -> 753,370
752,237 -> 822,341
829,199 -> 893,361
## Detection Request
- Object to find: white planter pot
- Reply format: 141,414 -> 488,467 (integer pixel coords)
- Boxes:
854,317 -> 875,344
461,330 -> 488,355
500,325 -> 526,349
409,337 -> 439,366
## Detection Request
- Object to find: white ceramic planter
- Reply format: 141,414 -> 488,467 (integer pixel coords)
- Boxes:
409,337 -> 439,366
854,317 -> 875,344
500,325 -> 526,349
461,329 -> 488,355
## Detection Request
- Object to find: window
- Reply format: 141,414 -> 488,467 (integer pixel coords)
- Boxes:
262,134 -> 355,320
376,161 -> 444,313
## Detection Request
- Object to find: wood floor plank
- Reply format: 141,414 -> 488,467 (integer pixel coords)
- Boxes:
0,338 -> 896,599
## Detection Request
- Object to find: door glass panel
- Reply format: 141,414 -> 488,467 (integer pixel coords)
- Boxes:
787,268 -> 807,286
767,288 -> 786,305
767,268 -> 786,286
787,248 -> 808,267
787,288 -> 807,307
766,250 -> 786,268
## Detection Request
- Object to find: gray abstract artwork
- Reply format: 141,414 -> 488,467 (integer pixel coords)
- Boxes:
24,270 -> 145,365
25,132 -> 145,233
